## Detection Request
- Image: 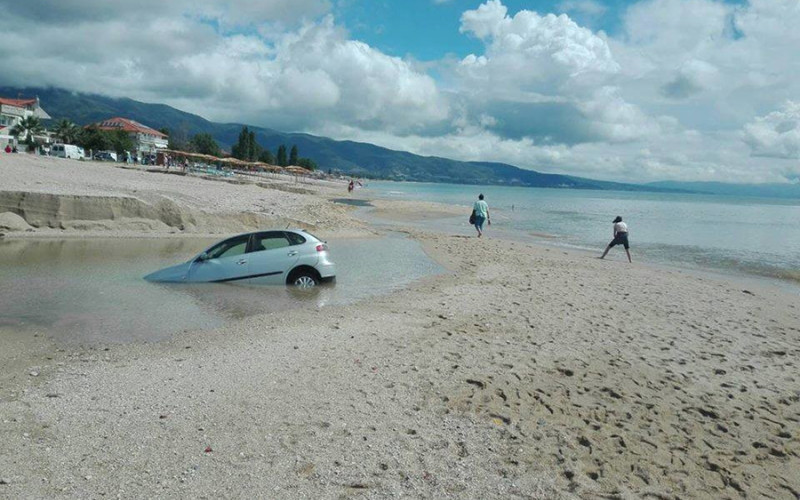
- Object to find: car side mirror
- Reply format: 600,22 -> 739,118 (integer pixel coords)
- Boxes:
196,252 -> 210,262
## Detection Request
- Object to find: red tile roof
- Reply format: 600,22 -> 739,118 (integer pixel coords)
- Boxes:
0,97 -> 37,107
91,117 -> 167,137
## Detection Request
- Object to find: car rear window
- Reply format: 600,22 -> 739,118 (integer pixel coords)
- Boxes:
299,230 -> 323,243
250,232 -> 291,252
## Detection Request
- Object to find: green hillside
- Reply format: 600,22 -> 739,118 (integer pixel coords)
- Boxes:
3,86 -> 684,192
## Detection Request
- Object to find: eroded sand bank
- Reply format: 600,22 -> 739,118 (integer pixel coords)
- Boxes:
1,155 -> 798,498
0,154 -> 370,238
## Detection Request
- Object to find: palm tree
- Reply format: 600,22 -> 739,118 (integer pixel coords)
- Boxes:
10,116 -> 45,146
53,119 -> 79,144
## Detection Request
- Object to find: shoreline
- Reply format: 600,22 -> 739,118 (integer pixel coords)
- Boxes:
1,155 -> 799,498
3,153 -> 795,292
355,197 -> 800,295
355,192 -> 800,294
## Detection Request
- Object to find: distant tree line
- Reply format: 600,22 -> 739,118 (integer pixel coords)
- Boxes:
230,126 -> 317,170
38,119 -> 318,170
47,118 -> 135,155
161,125 -> 316,170
154,126 -> 221,157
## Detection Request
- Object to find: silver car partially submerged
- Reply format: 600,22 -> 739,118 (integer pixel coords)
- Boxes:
144,229 -> 336,287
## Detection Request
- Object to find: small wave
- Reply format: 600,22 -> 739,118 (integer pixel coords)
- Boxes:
331,198 -> 373,207
528,231 -> 559,239
768,268 -> 800,283
638,243 -> 800,284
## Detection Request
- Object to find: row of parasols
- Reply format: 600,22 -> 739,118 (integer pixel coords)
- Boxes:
160,149 -> 311,175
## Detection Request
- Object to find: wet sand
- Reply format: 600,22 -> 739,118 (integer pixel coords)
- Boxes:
1,156 -> 799,498
367,199 -> 467,222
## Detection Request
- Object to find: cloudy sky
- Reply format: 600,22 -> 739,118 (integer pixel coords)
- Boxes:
1,0 -> 799,184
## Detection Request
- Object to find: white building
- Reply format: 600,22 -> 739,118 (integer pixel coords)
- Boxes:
91,117 -> 168,156
0,96 -> 51,148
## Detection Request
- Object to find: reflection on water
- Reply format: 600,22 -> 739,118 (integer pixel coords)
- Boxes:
0,236 -> 441,344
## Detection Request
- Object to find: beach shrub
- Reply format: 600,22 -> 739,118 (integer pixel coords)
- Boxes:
276,144 -> 287,166
297,158 -> 317,170
190,133 -> 221,157
77,125 -> 110,152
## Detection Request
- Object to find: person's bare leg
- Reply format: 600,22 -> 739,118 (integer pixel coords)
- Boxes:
625,248 -> 632,263
600,245 -> 611,259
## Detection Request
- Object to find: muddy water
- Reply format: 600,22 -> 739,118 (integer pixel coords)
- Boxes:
0,235 -> 441,344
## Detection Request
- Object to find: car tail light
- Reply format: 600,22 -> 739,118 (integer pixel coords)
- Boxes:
316,243 -> 328,252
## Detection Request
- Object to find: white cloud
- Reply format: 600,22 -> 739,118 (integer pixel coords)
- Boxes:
579,87 -> 662,142
613,0 -> 800,122
320,122 -> 791,184
2,0 -> 800,183
383,0 -> 800,183
0,6 -> 447,134
459,0 -> 620,93
557,0 -> 608,18
453,1 -> 661,145
743,101 -> 800,159
660,59 -> 720,99
621,0 -> 731,54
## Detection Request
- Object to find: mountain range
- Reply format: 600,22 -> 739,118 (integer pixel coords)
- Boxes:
4,86 -> 798,198
645,181 -> 800,199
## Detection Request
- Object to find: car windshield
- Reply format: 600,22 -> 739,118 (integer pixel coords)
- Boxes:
205,235 -> 250,259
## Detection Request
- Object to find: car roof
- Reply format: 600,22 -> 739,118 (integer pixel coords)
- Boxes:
227,229 -> 319,240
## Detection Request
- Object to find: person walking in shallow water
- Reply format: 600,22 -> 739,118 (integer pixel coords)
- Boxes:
600,216 -> 632,262
473,193 -> 490,237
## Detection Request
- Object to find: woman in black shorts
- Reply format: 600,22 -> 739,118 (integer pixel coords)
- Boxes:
600,216 -> 632,263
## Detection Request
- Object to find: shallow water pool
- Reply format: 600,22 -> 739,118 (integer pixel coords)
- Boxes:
0,235 -> 441,344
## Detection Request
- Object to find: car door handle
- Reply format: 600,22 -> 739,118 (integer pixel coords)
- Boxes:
287,251 -> 298,256
237,259 -> 247,265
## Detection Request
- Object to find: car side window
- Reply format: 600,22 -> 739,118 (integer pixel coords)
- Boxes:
249,232 -> 291,252
206,235 -> 250,259
285,232 -> 306,246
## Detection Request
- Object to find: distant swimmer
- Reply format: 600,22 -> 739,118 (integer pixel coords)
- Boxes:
600,216 -> 632,263
472,193 -> 491,238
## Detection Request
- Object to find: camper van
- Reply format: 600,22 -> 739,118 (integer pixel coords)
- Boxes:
50,144 -> 84,160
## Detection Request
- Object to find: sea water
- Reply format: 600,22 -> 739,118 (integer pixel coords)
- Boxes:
362,181 -> 800,286
0,235 -> 441,344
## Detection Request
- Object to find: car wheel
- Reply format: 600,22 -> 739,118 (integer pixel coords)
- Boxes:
291,270 -> 319,288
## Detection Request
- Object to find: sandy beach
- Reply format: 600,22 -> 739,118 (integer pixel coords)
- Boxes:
1,155 -> 799,499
